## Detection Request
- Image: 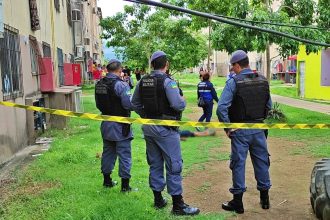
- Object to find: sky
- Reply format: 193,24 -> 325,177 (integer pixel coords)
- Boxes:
98,0 -> 132,17
98,0 -> 133,60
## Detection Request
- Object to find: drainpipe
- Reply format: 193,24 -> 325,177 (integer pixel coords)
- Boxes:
50,0 -> 57,84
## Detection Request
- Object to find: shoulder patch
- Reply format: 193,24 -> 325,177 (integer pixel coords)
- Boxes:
169,81 -> 178,89
125,89 -> 131,96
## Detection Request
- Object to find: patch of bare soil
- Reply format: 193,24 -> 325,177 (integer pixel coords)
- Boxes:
0,156 -> 60,203
183,108 -> 317,219
183,133 -> 317,220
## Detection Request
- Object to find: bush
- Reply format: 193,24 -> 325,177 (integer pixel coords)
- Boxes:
267,102 -> 287,122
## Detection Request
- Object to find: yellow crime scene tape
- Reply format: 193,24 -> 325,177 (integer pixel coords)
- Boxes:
1,101 -> 330,130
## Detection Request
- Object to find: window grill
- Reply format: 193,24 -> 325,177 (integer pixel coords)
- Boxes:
42,42 -> 51,58
0,25 -> 23,101
29,36 -> 45,76
57,48 -> 64,86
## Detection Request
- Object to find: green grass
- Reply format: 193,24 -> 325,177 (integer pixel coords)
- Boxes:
266,104 -> 330,157
1,87 -> 228,220
270,87 -> 298,98
175,73 -> 227,89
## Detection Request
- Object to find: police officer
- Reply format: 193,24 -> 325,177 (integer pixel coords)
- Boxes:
197,73 -> 219,123
216,50 -> 272,214
132,51 -> 200,216
95,59 -> 134,192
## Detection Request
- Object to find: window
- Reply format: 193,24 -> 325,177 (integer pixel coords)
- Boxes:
66,0 -> 72,26
57,48 -> 64,86
29,36 -> 40,75
69,54 -> 74,63
84,38 -> 90,46
30,43 -> 38,75
0,25 -> 23,100
54,0 -> 60,12
42,42 -> 51,58
29,0 -> 40,31
93,53 -> 98,61
321,49 -> 330,86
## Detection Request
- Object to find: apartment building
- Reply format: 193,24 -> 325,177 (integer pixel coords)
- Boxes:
199,0 -> 284,78
0,0 -> 103,164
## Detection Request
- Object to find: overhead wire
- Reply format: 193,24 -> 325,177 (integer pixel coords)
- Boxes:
123,0 -> 330,47
213,14 -> 329,31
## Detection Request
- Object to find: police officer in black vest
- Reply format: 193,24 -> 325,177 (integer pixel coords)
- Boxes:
95,59 -> 135,192
217,50 -> 272,214
132,51 -> 200,216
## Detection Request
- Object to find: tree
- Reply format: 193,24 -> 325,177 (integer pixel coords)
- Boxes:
100,4 -> 208,72
171,0 -> 328,79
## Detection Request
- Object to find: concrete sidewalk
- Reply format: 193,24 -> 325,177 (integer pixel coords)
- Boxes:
271,94 -> 330,115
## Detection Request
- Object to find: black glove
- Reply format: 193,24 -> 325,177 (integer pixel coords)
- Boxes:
122,124 -> 131,137
179,88 -> 183,96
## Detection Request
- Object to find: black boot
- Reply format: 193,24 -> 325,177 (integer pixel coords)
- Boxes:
153,191 -> 167,209
172,195 -> 200,216
222,193 -> 244,214
260,190 -> 270,209
121,178 -> 132,192
103,173 -> 117,188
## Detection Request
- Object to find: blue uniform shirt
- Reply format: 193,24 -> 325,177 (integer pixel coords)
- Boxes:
132,70 -> 186,136
216,68 -> 272,137
101,73 -> 134,141
197,80 -> 219,103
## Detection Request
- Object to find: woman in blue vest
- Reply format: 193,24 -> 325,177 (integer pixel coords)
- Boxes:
197,73 -> 219,123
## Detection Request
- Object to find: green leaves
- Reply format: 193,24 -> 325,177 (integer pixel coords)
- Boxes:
179,0 -> 328,58
100,3 -> 208,71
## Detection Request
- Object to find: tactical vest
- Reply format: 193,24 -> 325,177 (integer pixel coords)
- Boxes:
139,74 -> 182,120
229,73 -> 270,123
95,77 -> 130,117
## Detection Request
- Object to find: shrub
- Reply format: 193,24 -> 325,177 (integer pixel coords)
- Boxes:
267,102 -> 287,122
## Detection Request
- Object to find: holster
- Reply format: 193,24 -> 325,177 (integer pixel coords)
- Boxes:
122,123 -> 131,137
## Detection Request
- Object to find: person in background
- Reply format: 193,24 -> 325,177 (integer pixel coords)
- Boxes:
92,62 -> 101,81
123,72 -> 134,90
199,67 -> 205,79
197,73 -> 219,123
179,129 -> 216,141
101,65 -> 107,78
141,68 -> 146,76
134,68 -> 141,81
122,66 -> 128,75
227,68 -> 236,81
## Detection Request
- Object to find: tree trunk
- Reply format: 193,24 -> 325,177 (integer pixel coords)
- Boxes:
265,0 -> 271,81
266,44 -> 271,81
207,20 -> 211,73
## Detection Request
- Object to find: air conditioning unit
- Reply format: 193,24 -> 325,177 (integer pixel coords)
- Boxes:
73,90 -> 84,113
72,9 -> 81,22
76,46 -> 84,58
92,7 -> 98,14
94,41 -> 99,50
84,38 -> 90,46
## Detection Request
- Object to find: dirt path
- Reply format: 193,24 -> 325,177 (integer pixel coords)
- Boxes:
182,111 -> 317,219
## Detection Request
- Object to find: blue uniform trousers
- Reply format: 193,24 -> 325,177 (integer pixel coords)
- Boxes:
230,131 -> 271,194
144,132 -> 183,195
101,139 -> 132,179
198,102 -> 213,122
